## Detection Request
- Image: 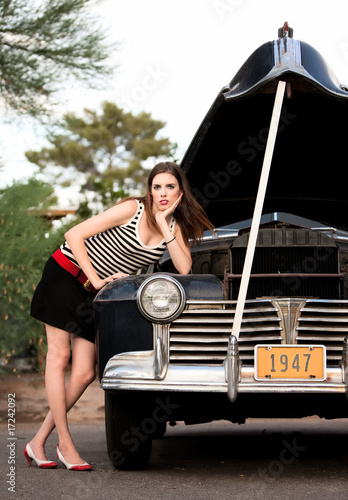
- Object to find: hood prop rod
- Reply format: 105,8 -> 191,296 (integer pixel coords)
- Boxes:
231,80 -> 286,341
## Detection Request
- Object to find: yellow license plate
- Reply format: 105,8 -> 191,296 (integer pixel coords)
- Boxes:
255,345 -> 326,381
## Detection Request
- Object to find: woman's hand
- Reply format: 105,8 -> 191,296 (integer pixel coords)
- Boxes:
155,193 -> 183,229
92,272 -> 129,290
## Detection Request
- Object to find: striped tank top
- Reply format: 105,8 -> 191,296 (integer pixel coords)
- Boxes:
60,200 -> 175,279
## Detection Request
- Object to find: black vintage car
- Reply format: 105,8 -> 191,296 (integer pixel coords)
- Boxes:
95,24 -> 348,469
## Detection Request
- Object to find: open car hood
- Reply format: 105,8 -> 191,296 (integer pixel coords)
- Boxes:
181,25 -> 348,230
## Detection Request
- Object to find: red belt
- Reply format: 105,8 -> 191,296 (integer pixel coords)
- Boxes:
52,249 -> 96,293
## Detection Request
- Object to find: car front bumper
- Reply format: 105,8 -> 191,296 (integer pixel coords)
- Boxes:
101,334 -> 348,401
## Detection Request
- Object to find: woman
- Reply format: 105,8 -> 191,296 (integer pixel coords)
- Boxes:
25,161 -> 214,471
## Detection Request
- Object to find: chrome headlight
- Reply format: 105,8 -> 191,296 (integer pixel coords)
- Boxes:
137,275 -> 185,323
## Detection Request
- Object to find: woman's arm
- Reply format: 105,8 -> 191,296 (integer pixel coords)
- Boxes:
64,200 -> 138,290
155,195 -> 192,274
165,226 -> 192,274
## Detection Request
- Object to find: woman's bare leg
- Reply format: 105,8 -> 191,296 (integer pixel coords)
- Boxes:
57,333 -> 96,463
28,326 -> 96,463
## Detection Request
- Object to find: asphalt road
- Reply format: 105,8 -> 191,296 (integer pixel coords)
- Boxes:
1,418 -> 348,500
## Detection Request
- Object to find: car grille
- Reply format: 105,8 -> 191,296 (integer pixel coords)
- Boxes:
297,300 -> 348,364
169,298 -> 348,367
170,299 -> 282,366
229,229 -> 340,299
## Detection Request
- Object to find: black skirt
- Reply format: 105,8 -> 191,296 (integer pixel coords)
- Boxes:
30,257 -> 97,344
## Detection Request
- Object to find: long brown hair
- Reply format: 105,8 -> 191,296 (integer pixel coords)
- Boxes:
120,162 -> 215,244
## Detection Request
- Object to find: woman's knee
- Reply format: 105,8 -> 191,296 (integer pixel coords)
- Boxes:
46,345 -> 71,370
83,366 -> 96,386
70,334 -> 96,386
73,366 -> 96,388
45,325 -> 71,369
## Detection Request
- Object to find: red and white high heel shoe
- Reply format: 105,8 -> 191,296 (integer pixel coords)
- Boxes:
24,443 -> 58,469
56,446 -> 92,471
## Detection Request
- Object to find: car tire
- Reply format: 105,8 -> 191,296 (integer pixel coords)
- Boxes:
104,391 -> 152,470
152,420 -> 167,438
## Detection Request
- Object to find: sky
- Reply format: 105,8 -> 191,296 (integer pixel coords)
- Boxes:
2,0 -> 348,205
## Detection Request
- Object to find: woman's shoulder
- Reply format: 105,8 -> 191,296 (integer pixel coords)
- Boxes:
106,198 -> 139,225
119,198 -> 139,211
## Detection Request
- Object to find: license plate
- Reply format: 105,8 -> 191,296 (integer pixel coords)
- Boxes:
255,345 -> 326,381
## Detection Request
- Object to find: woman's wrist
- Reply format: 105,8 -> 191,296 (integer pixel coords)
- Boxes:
159,222 -> 174,239
165,235 -> 176,244
89,273 -> 104,289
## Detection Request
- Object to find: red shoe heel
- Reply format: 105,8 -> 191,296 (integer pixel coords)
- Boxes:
56,446 -> 92,471
24,443 -> 58,469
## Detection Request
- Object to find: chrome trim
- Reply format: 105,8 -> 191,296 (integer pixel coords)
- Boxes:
224,335 -> 240,402
273,298 -> 306,344
101,363 -> 346,394
274,36 -> 302,68
153,324 -> 170,379
340,336 -> 348,385
102,323 -> 170,381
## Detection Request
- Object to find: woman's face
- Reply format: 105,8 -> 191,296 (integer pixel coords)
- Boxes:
150,172 -> 181,213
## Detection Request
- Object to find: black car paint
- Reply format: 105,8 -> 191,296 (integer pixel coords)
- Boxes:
95,274 -> 224,380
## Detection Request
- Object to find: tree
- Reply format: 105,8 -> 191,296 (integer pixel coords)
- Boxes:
25,102 -> 177,209
0,0 -> 114,117
0,178 -> 68,372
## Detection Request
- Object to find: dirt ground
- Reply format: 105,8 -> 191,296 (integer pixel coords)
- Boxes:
0,371 -> 105,425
